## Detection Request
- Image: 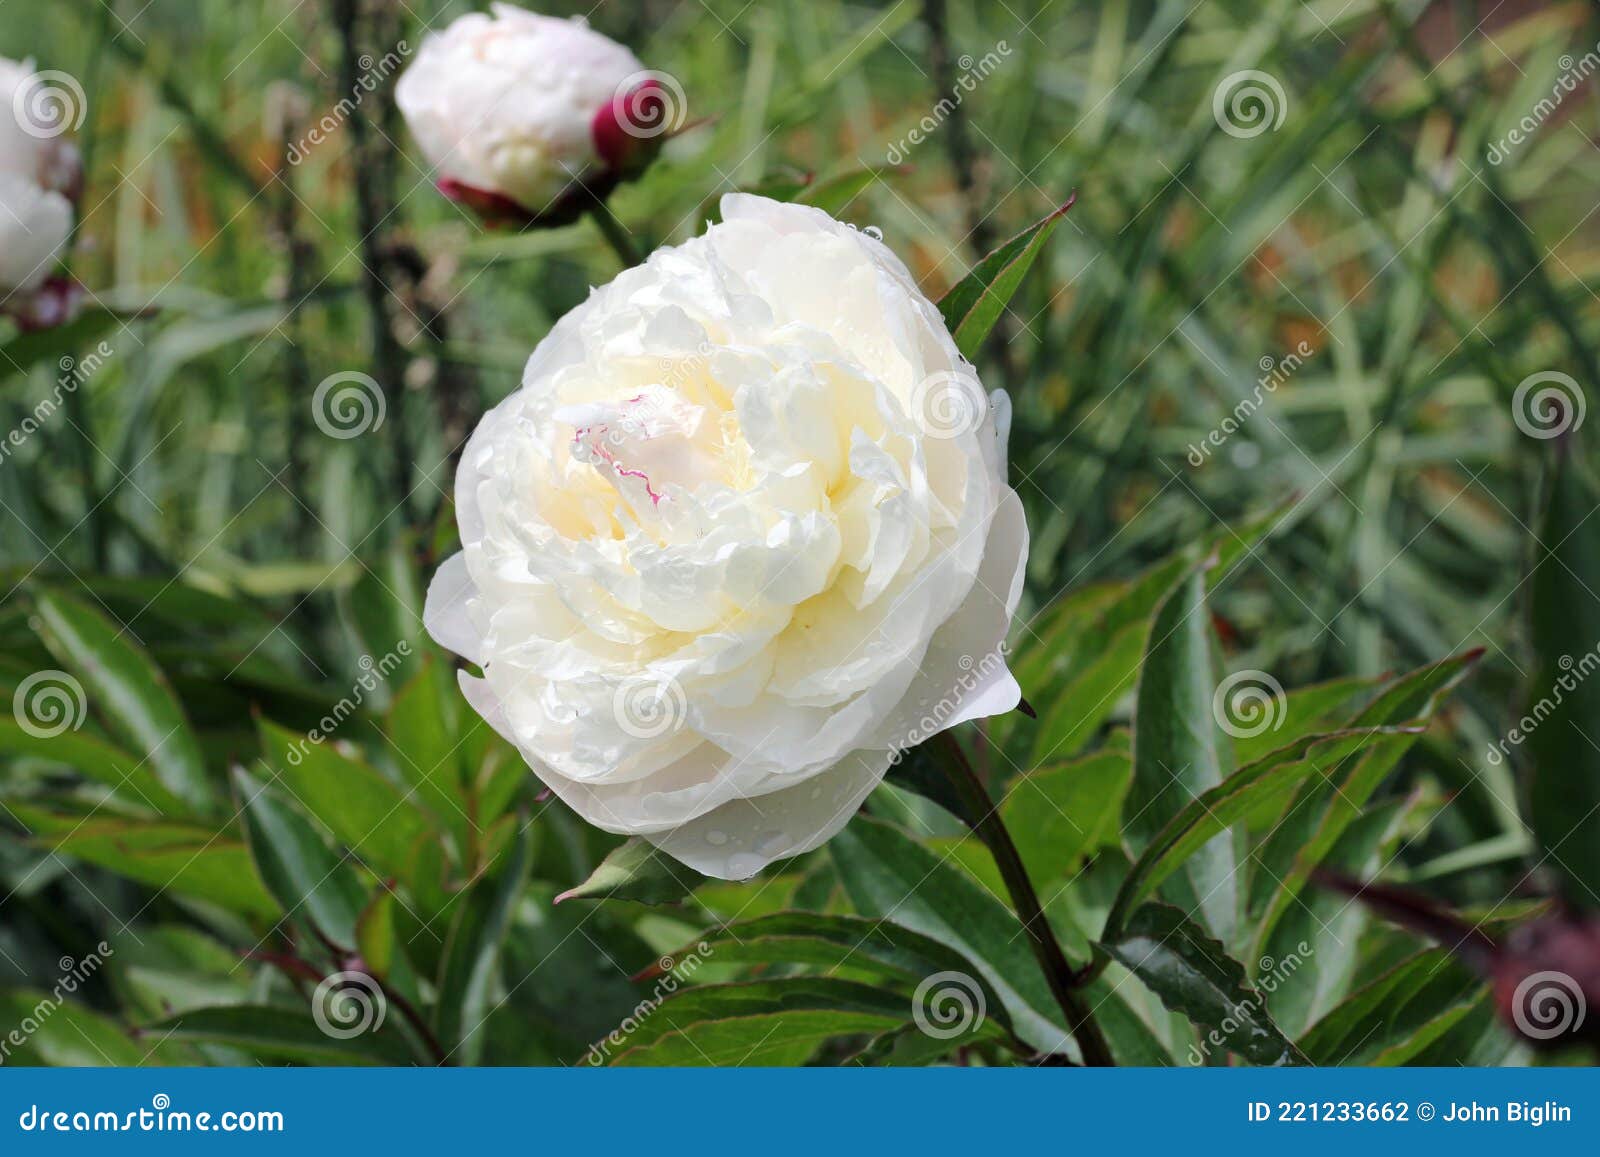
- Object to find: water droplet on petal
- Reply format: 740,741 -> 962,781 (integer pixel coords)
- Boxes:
753,831 -> 789,857
705,828 -> 729,846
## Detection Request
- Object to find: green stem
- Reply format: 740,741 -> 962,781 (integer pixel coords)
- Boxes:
587,200 -> 642,268
933,732 -> 1116,1066
330,0 -> 412,526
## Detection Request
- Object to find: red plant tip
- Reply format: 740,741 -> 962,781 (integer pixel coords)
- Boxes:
435,178 -> 538,230
1309,869 -> 1496,969
591,78 -> 672,177
1210,610 -> 1241,647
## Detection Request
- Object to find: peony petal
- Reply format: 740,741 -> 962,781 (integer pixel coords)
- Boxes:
423,552 -> 485,665
457,670 -> 517,746
643,748 -> 893,879
873,485 -> 1028,750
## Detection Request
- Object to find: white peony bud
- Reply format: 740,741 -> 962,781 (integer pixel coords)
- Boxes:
396,5 -> 674,222
425,194 -> 1029,879
0,176 -> 72,297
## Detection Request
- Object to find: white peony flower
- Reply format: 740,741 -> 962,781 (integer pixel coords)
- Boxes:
426,194 -> 1028,879
396,5 -> 673,218
0,56 -> 78,300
